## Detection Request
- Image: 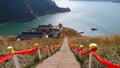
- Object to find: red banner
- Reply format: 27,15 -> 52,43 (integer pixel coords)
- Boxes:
92,52 -> 120,68
15,48 -> 37,55
0,54 -> 13,63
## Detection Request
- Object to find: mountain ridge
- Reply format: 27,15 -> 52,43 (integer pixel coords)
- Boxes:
0,0 -> 70,23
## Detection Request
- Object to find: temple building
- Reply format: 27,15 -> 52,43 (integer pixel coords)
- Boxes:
16,24 -> 63,40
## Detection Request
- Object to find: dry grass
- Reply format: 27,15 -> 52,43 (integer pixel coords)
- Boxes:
69,34 -> 120,68
1,27 -> 120,68
0,35 -> 63,68
0,36 -> 62,54
0,36 -> 62,68
0,27 -> 79,68
1,27 -> 80,50
69,34 -> 120,46
61,27 -> 81,37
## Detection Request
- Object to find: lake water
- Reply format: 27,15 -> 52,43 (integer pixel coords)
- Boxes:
0,1 -> 120,36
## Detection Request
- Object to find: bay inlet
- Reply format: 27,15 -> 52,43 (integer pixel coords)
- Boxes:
0,1 -> 120,36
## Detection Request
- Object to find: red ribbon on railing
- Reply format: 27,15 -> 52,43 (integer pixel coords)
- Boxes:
54,45 -> 58,49
15,48 -> 37,55
0,56 -> 4,59
53,46 -> 56,49
70,45 -> 78,52
92,52 -> 120,68
0,44 -> 62,64
70,45 -> 92,56
39,47 -> 44,51
45,48 -> 50,51
0,54 -> 13,63
79,49 -> 92,56
70,45 -> 120,68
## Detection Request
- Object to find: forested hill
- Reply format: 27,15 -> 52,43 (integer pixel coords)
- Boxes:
0,0 -> 70,23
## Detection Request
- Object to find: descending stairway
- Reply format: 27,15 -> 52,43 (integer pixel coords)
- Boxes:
36,37 -> 81,68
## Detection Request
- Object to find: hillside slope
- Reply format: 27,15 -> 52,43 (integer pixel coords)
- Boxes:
0,0 -> 70,23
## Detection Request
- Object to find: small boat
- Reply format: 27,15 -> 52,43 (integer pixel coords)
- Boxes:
91,28 -> 98,31
79,32 -> 84,34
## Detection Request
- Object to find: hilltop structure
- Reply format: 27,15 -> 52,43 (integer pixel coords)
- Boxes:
16,24 -> 63,40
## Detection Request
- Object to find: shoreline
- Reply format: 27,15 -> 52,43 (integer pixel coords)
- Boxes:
0,27 -> 119,37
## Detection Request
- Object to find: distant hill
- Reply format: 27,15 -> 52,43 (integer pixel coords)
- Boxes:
0,0 -> 70,23
70,0 -> 104,1
70,0 -> 120,2
70,0 -> 105,1
111,0 -> 120,3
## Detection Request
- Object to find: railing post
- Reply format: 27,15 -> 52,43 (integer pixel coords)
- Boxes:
8,46 -> 20,68
89,52 -> 92,68
75,44 -> 78,55
54,45 -> 57,53
48,49 -> 50,57
46,46 -> 50,57
56,45 -> 58,51
34,43 -> 42,60
79,45 -> 84,58
71,45 -> 75,54
51,45 -> 54,54
78,52 -> 81,58
88,43 -> 98,68
37,47 -> 42,60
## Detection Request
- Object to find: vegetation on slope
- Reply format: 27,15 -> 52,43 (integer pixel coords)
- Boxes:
0,36 -> 62,68
61,27 -> 81,37
0,27 -> 78,68
0,27 -> 120,68
69,33 -> 120,68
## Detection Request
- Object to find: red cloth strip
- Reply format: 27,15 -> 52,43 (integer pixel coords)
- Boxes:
79,49 -> 92,56
15,48 -> 37,55
0,54 -> 13,63
92,52 -> 120,68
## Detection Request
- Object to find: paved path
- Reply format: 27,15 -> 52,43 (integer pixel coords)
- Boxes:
36,37 -> 81,68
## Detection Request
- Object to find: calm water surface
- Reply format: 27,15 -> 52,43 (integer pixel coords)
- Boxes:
0,1 -> 120,36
